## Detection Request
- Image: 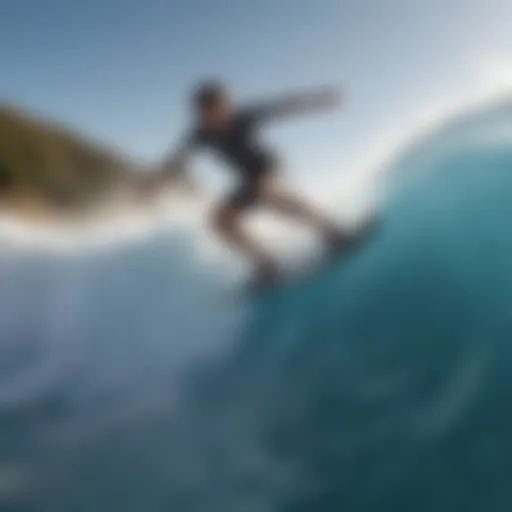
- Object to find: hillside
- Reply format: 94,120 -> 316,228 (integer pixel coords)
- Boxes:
0,104 -> 138,215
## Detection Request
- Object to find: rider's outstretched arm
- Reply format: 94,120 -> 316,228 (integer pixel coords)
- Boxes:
137,134 -> 198,196
249,86 -> 343,122
160,134 -> 198,190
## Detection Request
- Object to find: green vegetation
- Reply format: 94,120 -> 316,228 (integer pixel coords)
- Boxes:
0,104 -> 135,212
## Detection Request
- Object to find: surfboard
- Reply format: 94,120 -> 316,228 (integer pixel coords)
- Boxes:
240,216 -> 380,297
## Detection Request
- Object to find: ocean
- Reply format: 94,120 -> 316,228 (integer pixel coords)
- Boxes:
1,97 -> 512,511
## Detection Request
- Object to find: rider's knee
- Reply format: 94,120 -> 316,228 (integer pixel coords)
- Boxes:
211,207 -> 238,233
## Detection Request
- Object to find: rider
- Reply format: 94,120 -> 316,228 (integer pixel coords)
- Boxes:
163,81 -> 347,287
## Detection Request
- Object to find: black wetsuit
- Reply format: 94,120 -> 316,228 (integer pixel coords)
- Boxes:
186,106 -> 278,210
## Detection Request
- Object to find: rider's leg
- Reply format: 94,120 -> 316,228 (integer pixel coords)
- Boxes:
260,175 -> 347,245
210,184 -> 279,284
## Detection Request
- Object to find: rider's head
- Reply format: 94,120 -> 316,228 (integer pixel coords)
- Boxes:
193,80 -> 232,127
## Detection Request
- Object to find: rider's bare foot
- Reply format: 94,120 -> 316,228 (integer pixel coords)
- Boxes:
324,227 -> 349,254
249,259 -> 280,291
324,216 -> 379,257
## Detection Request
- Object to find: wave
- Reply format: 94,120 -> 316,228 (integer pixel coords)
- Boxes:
2,96 -> 512,510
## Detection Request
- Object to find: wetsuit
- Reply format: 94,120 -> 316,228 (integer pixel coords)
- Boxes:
169,88 -> 340,209
185,105 -> 278,210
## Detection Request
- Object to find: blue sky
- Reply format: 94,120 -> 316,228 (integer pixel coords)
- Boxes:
1,0 -> 512,185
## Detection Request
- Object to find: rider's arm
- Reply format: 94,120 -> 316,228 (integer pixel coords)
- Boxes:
159,132 -> 200,191
162,134 -> 195,177
247,86 -> 342,123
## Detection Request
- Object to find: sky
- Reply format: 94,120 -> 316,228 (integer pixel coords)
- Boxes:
1,0 -> 512,190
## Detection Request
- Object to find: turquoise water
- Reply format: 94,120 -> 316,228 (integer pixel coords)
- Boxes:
2,98 -> 512,511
